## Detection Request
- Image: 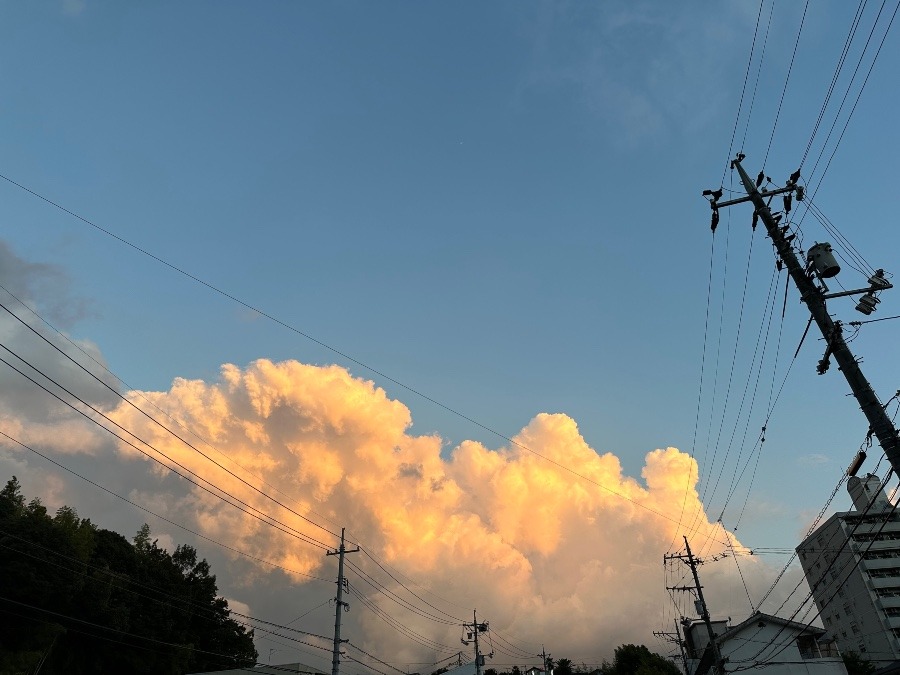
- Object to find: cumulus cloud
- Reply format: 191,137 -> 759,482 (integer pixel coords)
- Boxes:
104,358 -> 796,664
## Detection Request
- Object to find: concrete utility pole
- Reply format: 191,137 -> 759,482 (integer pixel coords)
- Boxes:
652,622 -> 688,675
462,611 -> 489,675
542,646 -> 551,675
713,156 -> 900,472
665,537 -> 725,675
327,528 -> 359,675
674,619 -> 689,675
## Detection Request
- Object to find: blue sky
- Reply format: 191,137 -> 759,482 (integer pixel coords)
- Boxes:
2,0 -> 900,665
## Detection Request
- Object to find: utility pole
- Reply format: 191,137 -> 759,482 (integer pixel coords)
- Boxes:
462,611 -> 489,675
674,619 -> 689,675
665,537 -> 724,675
327,528 -> 359,675
653,622 -> 688,675
709,155 -> 900,472
542,646 -> 551,675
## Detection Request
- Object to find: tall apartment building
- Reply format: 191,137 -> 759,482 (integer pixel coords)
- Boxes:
796,474 -> 900,665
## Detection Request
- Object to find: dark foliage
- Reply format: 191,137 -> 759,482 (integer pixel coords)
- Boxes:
0,476 -> 258,674
842,651 -> 875,675
600,645 -> 680,675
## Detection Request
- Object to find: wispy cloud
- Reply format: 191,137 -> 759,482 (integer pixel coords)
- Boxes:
517,1 -> 746,145
796,453 -> 830,467
62,0 -> 86,17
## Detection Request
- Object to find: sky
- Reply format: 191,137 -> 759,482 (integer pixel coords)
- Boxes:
2,0 -> 900,670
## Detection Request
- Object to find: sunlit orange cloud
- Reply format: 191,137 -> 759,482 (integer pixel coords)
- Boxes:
108,359 -> 796,662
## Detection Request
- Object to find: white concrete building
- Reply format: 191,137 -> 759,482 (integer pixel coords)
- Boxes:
796,474 -> 900,665
684,613 -> 846,675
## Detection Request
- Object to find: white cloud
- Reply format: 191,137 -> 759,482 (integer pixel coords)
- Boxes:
101,358 -> 800,663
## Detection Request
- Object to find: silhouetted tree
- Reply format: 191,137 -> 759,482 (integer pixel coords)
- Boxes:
0,477 -> 257,674
842,651 -> 875,675
602,645 -> 679,675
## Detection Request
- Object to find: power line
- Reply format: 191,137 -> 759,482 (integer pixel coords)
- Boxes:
0,173 -> 724,542
0,345 -> 332,551
0,279 -> 350,542
762,0 -> 810,167
0,295 -> 342,543
0,428 -> 332,582
721,0 -> 768,185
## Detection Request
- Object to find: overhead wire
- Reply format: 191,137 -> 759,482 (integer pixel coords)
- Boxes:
355,547 -> 465,623
668,232 -> 717,554
689,222 -> 757,543
0,295 -> 342,544
721,0 -> 768,185
0,530 -> 333,644
3,284 -> 479,634
800,0 -> 870,168
705,263 -> 780,527
343,559 -> 458,626
0,173 -> 716,537
0,428 -> 332,583
738,0 -> 776,161
718,265 -> 783,522
0,280 -> 350,542
0,344 -> 333,552
796,0 -> 900,245
0,594 -> 335,668
731,469 -> 895,665
346,643 -> 408,675
345,582 -> 457,653
762,0 -> 810,167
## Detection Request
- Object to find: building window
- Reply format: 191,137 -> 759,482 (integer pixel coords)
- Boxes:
854,532 -> 900,542
868,567 -> 900,578
863,549 -> 900,560
851,622 -> 861,635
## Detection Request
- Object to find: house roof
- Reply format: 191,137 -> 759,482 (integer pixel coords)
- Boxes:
715,611 -> 825,644
442,662 -> 479,675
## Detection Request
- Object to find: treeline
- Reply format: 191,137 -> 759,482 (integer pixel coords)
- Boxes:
0,476 -> 257,674
477,645 -> 680,675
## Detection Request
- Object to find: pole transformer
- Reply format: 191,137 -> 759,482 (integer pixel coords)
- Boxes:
327,528 -> 359,675
717,156 -> 900,471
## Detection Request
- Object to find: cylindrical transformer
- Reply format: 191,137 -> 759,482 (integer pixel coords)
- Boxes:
807,242 -> 841,278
